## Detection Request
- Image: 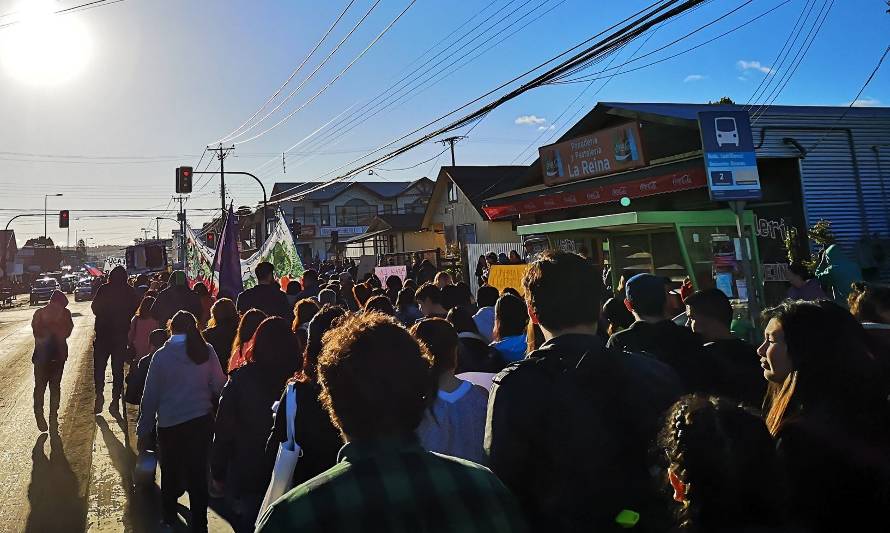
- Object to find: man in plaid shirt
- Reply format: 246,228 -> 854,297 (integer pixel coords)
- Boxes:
256,312 -> 527,533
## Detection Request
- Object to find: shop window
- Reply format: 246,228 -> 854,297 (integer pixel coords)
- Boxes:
336,198 -> 377,226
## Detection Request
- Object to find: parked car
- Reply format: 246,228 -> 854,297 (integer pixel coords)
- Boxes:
60,274 -> 78,294
30,278 -> 60,306
74,279 -> 94,302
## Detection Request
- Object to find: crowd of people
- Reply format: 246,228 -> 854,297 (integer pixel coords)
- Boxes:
29,252 -> 890,532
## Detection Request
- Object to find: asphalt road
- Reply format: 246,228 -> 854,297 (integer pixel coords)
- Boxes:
0,297 -> 233,533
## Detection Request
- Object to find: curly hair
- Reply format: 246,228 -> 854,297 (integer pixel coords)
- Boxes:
659,395 -> 784,532
318,312 -> 432,439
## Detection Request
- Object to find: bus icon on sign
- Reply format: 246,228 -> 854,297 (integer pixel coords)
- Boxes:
715,117 -> 739,147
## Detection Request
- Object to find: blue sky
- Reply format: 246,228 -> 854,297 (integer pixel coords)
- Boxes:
0,0 -> 887,244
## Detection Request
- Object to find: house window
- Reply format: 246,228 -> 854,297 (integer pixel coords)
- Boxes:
292,206 -> 305,224
336,198 -> 377,226
447,181 -> 459,203
319,205 -> 330,227
382,204 -> 393,214
457,223 -> 477,245
406,197 -> 428,214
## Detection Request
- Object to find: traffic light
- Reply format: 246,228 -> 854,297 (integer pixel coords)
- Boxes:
59,210 -> 69,228
176,166 -> 193,194
206,232 -> 216,246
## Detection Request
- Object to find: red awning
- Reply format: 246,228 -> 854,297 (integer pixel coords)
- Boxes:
483,165 -> 706,220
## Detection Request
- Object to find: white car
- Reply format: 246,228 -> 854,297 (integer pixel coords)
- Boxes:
715,117 -> 739,147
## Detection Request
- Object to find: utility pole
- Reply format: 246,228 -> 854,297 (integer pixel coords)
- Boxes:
175,195 -> 186,267
438,136 -> 464,248
208,144 -> 234,216
155,217 -> 160,240
439,136 -> 465,166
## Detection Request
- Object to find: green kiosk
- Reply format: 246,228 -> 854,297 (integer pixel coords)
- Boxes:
518,209 -> 764,333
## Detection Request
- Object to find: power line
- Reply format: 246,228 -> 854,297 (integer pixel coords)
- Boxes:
0,0 -> 129,30
272,0 -> 706,204
232,0 -> 420,146
220,0 -> 387,144
806,44 -> 890,152
255,0 -> 557,178
214,0 -> 358,144
751,0 -> 834,122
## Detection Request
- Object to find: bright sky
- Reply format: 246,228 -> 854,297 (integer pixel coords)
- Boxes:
1,0 -> 887,245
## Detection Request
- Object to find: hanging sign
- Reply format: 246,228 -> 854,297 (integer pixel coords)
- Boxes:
539,122 -> 646,186
697,110 -> 762,201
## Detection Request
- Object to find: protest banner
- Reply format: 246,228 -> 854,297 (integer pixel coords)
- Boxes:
375,265 -> 407,284
487,264 -> 530,296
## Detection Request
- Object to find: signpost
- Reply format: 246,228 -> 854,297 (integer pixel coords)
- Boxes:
698,110 -> 761,329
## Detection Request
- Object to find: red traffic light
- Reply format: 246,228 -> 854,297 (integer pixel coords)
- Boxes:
59,210 -> 69,228
176,166 -> 194,194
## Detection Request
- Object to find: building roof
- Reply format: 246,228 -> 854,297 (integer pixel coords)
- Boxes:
420,165 -> 527,226
375,213 -> 425,231
270,178 -> 430,202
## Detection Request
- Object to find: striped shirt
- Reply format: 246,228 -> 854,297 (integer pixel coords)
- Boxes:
256,434 -> 528,533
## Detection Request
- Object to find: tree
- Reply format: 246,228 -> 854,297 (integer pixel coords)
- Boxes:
24,236 -> 54,247
708,96 -> 736,105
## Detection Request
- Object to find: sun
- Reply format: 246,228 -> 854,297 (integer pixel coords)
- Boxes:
0,0 -> 93,86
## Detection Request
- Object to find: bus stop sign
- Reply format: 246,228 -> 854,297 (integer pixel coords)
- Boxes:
698,110 -> 762,201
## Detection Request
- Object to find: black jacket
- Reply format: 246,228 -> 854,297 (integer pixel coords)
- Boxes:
203,320 -> 238,372
211,364 -> 285,498
485,333 -> 683,532
607,320 -> 719,394
92,281 -> 139,338
152,285 -> 201,328
266,380 -> 343,489
456,333 -> 506,374
236,283 -> 293,320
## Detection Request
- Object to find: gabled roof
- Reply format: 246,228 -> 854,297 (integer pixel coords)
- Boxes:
271,178 -> 432,202
421,166 -> 526,226
374,213 -> 425,231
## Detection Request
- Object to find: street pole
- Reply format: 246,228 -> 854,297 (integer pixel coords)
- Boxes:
192,170 -> 268,246
156,217 -> 160,240
438,136 -> 464,248
208,144 -> 234,218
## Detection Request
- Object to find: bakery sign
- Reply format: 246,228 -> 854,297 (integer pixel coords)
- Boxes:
539,122 -> 646,186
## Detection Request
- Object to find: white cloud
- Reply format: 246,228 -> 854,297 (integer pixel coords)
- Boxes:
737,60 -> 771,74
515,114 -> 546,126
684,74 -> 706,83
738,76 -> 748,82
849,96 -> 881,107
537,125 -> 556,131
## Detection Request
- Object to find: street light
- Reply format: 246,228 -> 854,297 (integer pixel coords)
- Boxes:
44,193 -> 63,243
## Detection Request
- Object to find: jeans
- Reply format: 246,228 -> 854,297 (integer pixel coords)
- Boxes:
34,361 -> 64,417
93,335 -> 128,399
157,415 -> 212,532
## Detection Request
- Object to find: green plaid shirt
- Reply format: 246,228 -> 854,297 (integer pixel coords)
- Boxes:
256,434 -> 528,533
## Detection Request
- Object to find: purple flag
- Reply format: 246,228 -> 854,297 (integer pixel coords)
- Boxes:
214,206 -> 244,299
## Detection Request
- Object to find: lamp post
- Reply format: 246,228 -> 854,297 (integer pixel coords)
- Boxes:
44,193 -> 63,243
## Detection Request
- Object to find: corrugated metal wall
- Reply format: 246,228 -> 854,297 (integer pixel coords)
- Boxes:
752,110 -> 890,267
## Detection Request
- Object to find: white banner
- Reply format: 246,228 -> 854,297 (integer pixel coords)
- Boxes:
375,265 -> 407,284
185,209 -> 304,292
104,256 -> 126,272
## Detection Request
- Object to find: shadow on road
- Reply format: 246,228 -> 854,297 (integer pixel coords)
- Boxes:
25,431 -> 87,533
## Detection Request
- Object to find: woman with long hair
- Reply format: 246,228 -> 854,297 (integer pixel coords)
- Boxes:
202,298 -> 238,371
411,318 -> 489,464
291,298 -> 320,348
211,317 -> 301,531
136,311 -> 226,532
757,300 -> 890,532
849,282 -> 890,377
266,305 -> 346,489
192,281 -> 214,328
489,293 -> 529,363
659,395 -> 786,532
128,296 -> 159,360
227,309 -> 267,373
